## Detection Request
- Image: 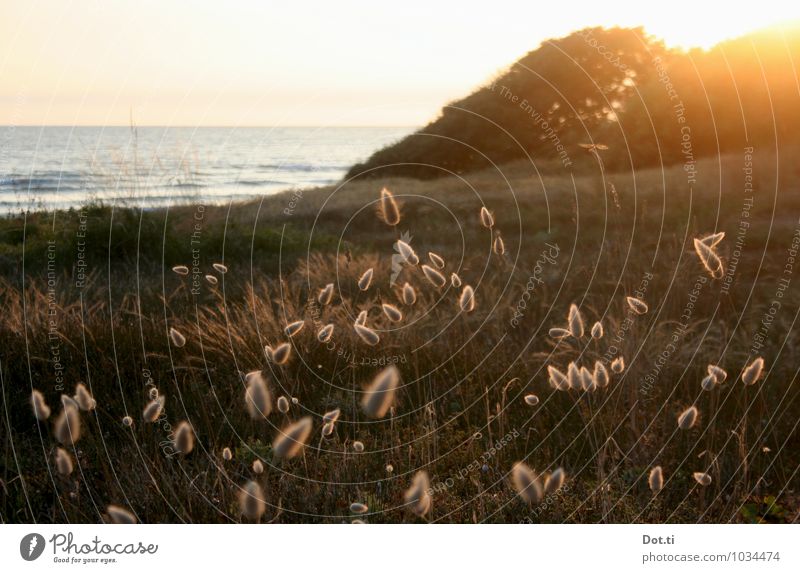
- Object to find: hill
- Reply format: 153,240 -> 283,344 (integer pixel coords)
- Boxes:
346,25 -> 800,180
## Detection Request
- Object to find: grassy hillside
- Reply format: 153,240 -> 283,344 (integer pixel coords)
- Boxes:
2,148 -> 799,523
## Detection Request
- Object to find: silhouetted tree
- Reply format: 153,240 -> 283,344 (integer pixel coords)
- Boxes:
347,25 -> 800,181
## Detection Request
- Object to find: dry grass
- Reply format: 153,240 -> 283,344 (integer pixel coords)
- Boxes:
1,150 -> 799,523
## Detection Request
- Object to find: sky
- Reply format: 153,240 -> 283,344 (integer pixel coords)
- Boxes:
1,0 -> 799,126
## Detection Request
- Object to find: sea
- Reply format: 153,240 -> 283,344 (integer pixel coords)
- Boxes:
0,126 -> 413,214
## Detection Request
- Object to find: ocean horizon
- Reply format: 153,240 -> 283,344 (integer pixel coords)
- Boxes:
0,126 -> 414,213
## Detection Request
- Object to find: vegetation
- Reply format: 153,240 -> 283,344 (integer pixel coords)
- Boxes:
346,25 -> 800,180
2,145 -> 799,523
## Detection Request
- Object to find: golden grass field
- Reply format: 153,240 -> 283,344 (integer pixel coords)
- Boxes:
2,148 -> 799,523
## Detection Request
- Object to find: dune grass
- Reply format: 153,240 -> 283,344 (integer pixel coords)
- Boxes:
1,150 -> 799,523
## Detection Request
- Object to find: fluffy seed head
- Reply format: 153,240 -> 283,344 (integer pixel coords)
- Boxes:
143,396 -> 165,422
548,327 -> 571,339
422,264 -> 446,288
699,231 -> 725,248
382,303 -> 403,322
677,405 -> 699,430
31,390 -> 50,421
349,502 -> 368,514
354,324 -> 380,346
693,472 -> 712,486
148,387 -> 159,400
450,273 -> 462,288
107,505 -> 137,524
493,234 -> 505,255
352,440 -> 365,452
271,342 -> 292,365
594,361 -> 610,388
318,283 -> 334,305
272,416 -> 313,458
317,323 -> 334,343
611,356 -> 625,374
122,415 -> 133,427
55,448 -> 74,476
252,459 -> 264,474
580,366 -> 595,391
396,240 -> 418,265
284,320 -> 305,338
361,365 -> 400,419
54,405 -> 81,446
276,395 -> 290,414
480,206 -> 494,228
355,310 -> 368,326
321,421 -> 335,437
239,481 -> 266,521
401,282 -> 417,305
169,327 -> 186,348
205,274 -> 218,285
567,362 -> 582,391
544,468 -> 566,495
693,238 -> 724,279
523,394 -> 539,406
74,383 -> 95,411
322,408 -> 341,424
245,372 -> 272,419
626,296 -> 648,315
548,365 -> 569,391
222,447 -> 233,461
358,268 -> 374,291
742,357 -> 764,386
511,462 -> 542,504
459,285 -> 476,312
648,466 -> 664,493
212,262 -> 228,274
568,304 -> 584,338
61,394 -> 79,411
173,421 -> 195,455
171,265 -> 189,275
701,374 -> 717,392
428,252 -> 445,269
404,471 -> 431,516
379,188 -> 401,226
591,321 -> 604,339
707,364 -> 728,383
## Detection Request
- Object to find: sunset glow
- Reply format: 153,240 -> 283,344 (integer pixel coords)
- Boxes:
2,0 -> 798,126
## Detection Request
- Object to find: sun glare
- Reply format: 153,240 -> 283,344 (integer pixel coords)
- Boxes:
0,1 -> 799,125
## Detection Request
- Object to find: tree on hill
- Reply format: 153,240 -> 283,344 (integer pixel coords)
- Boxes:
346,25 -> 800,181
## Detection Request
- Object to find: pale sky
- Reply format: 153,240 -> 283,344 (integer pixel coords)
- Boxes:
1,0 -> 798,126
